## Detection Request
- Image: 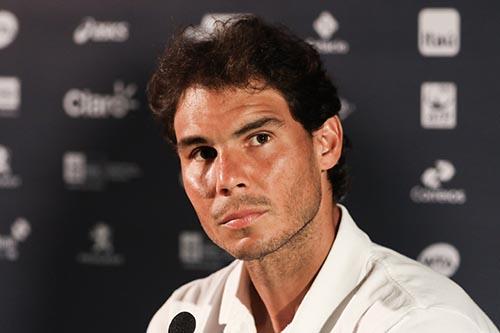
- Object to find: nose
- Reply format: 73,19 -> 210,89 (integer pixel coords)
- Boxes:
212,150 -> 248,196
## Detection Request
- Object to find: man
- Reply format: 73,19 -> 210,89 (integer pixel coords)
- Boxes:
146,16 -> 498,333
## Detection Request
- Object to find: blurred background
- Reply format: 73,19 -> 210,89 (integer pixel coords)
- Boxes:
0,1 -> 499,332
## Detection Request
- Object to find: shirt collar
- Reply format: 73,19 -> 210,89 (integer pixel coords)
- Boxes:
285,204 -> 372,332
218,204 -> 373,332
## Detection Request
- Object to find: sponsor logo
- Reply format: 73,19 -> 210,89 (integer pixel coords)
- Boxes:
421,82 -> 456,129
418,242 -> 460,277
410,160 -> 466,204
63,151 -> 142,191
179,230 -> 233,270
0,77 -> 20,117
77,222 -> 125,266
63,81 -> 139,118
339,97 -> 356,120
418,8 -> 460,57
0,217 -> 31,261
0,145 -> 22,189
184,13 -> 245,40
0,10 -> 18,49
73,17 -> 129,44
306,11 -> 349,55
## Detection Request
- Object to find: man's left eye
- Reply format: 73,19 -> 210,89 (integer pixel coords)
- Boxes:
249,133 -> 271,146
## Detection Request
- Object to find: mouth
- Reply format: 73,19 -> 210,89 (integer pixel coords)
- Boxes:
220,209 -> 267,230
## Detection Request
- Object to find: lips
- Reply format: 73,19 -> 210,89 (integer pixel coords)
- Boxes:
220,210 -> 266,229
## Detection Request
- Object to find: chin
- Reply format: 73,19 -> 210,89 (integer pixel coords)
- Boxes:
225,237 -> 281,261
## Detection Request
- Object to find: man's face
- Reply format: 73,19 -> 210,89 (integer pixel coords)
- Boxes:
174,85 -> 325,260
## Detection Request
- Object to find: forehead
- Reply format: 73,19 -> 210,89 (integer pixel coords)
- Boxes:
173,86 -> 294,140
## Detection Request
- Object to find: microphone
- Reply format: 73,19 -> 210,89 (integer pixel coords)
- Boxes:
168,311 -> 196,333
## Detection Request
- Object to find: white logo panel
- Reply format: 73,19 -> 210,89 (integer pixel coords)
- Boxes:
339,97 -> 356,120
0,77 -> 20,117
179,230 -> 232,270
0,10 -> 18,49
306,11 -> 349,55
184,13 -> 246,40
0,145 -> 22,189
0,217 -> 31,261
410,160 -> 466,204
63,151 -> 142,191
418,242 -> 460,277
63,81 -> 139,118
419,8 -> 460,57
74,17 -> 129,44
77,222 -> 125,266
421,82 -> 456,129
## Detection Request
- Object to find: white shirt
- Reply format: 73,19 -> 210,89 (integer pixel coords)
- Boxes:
147,205 -> 499,333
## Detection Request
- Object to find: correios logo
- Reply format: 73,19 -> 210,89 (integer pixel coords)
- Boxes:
410,160 -> 466,204
73,17 -> 129,44
0,144 -> 22,189
418,242 -> 460,277
0,217 -> 31,261
418,8 -> 460,57
0,10 -> 18,49
306,11 -> 349,55
63,81 -> 139,118
77,222 -> 124,266
421,82 -> 457,129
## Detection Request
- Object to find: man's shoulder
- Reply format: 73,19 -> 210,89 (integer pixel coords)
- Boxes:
146,260 -> 240,333
355,243 -> 498,332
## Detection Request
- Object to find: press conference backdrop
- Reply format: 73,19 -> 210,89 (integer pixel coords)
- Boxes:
0,1 -> 498,332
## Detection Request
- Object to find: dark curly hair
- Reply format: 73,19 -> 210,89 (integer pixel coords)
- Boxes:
147,15 -> 351,202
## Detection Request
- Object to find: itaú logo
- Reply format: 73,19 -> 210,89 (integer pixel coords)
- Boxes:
73,17 -> 129,44
63,81 -> 139,118
410,160 -> 466,204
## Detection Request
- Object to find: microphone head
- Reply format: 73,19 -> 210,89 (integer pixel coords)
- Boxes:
168,311 -> 196,333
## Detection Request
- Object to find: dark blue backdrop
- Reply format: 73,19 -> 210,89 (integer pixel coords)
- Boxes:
0,1 -> 498,332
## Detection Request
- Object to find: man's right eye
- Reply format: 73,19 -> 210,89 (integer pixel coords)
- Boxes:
191,147 -> 217,161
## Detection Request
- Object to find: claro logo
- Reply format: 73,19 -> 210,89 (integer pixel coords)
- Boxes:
63,81 -> 139,118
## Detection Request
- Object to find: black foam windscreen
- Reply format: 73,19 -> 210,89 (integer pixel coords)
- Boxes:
168,311 -> 196,333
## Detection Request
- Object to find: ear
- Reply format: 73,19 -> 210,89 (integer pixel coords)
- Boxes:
312,115 -> 343,171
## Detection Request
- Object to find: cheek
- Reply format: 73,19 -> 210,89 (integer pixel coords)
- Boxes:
260,144 -> 319,196
182,164 -> 211,200
262,143 -> 304,176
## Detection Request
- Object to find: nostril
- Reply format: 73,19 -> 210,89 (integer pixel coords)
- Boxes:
236,183 -> 245,188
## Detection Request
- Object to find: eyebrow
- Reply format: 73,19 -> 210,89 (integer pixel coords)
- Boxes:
232,116 -> 284,137
177,136 -> 210,151
176,116 -> 284,150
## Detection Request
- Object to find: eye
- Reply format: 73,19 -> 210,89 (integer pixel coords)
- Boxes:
249,133 -> 271,146
191,147 -> 217,161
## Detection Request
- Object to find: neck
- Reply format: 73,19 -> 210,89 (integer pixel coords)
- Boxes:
243,203 -> 341,332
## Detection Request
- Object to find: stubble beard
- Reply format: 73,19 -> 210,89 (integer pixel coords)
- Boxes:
230,165 -> 323,262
